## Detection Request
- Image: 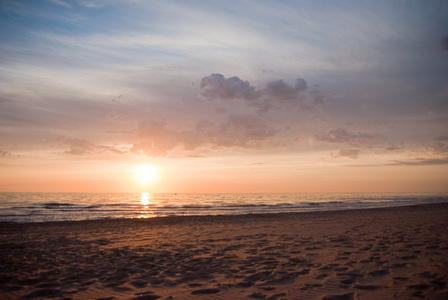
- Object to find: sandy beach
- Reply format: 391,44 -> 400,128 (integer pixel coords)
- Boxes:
1,203 -> 447,300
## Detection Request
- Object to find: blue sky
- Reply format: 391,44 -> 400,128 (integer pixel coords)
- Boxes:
1,0 -> 447,192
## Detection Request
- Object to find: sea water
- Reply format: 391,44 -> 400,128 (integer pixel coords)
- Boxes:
0,192 -> 447,223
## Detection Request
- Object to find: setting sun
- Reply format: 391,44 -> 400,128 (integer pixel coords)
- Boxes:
134,165 -> 158,185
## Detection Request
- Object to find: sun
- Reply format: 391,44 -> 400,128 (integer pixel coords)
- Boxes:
134,165 -> 158,185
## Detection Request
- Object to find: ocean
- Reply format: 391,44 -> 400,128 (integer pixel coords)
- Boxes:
0,192 -> 447,223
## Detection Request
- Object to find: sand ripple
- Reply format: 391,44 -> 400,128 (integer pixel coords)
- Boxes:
1,204 -> 447,299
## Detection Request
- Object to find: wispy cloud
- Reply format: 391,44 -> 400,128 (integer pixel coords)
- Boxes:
315,128 -> 378,146
388,158 -> 448,166
332,148 -> 360,159
57,136 -> 128,156
0,150 -> 12,158
426,136 -> 448,157
47,0 -> 72,8
131,114 -> 281,157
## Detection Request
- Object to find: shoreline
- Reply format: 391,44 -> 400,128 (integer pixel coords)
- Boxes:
2,202 -> 447,226
1,202 -> 447,299
2,191 -> 447,224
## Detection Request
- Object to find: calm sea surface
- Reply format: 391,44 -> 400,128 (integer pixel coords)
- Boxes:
0,192 -> 447,223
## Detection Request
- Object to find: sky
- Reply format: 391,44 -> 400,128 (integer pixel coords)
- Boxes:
0,0 -> 448,193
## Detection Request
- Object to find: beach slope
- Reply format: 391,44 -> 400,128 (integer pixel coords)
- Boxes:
1,203 -> 447,299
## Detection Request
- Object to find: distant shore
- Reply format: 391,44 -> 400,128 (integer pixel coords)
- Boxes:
1,203 -> 447,299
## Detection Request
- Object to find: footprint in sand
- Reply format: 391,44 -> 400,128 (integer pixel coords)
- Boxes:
368,269 -> 389,277
301,283 -> 323,291
321,292 -> 354,300
339,276 -> 357,285
132,294 -> 161,300
355,284 -> 382,290
22,288 -> 63,299
190,288 -> 221,295
316,273 -> 329,280
248,292 -> 267,299
130,280 -> 148,288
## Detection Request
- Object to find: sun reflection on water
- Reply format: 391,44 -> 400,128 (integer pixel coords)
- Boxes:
141,192 -> 150,206
137,192 -> 155,219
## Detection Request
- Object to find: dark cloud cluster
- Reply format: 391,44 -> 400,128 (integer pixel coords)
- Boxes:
200,74 -> 317,113
263,79 -> 306,101
200,74 -> 261,101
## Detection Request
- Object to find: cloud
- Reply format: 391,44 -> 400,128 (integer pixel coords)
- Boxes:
220,114 -> 279,143
202,114 -> 279,150
367,136 -> 448,167
132,114 -> 280,157
315,128 -> 378,145
436,88 -> 448,98
380,136 -> 448,167
97,145 -> 127,155
440,35 -> 448,51
436,135 -> 448,142
47,0 -> 72,8
57,137 -> 95,155
0,150 -> 12,158
426,135 -> 448,157
430,141 -> 448,154
309,87 -> 325,105
195,116 -> 275,150
200,74 -> 261,101
136,119 -> 169,139
57,137 -> 127,156
388,158 -> 448,166
385,143 -> 401,151
214,108 -> 227,114
107,111 -> 122,120
263,78 -> 307,102
295,78 -> 308,91
200,74 -> 312,113
131,119 -> 196,156
78,0 -> 106,9
332,148 -> 360,159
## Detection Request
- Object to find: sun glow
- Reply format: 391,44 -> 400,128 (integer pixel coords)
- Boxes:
134,165 -> 158,185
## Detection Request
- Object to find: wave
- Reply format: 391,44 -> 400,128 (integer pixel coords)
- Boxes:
43,202 -> 74,208
1,192 -> 447,223
181,205 -> 212,209
223,204 -> 270,208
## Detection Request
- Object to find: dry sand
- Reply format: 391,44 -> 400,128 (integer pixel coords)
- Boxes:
1,203 -> 447,300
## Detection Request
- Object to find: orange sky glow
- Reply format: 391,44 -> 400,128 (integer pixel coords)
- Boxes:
1,1 -> 447,193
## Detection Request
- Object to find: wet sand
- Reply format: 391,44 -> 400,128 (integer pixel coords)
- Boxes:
1,203 -> 447,299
